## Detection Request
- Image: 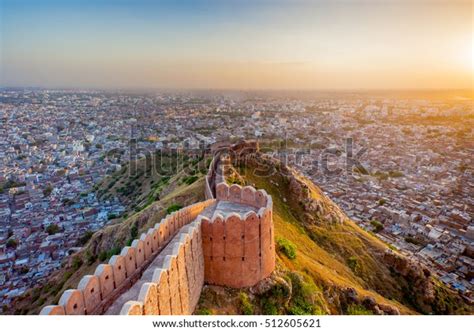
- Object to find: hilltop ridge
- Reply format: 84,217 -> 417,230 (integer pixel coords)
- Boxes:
195,146 -> 471,315
8,151 -> 209,314
37,141 -> 275,315
8,142 -> 472,315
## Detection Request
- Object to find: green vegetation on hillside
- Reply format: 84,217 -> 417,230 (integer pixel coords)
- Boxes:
94,151 -> 207,214
276,237 -> 297,260
10,151 -> 471,315
45,224 -> 61,235
166,204 -> 183,214
194,156 -> 470,315
9,151 -> 207,315
6,239 -> 18,249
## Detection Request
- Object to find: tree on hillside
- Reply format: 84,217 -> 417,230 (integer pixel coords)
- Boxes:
6,239 -> 18,249
46,224 -> 61,235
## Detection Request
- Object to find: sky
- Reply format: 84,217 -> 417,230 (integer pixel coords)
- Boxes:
0,0 -> 472,90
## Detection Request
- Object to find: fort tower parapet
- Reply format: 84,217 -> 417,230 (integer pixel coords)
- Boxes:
40,141 -> 274,315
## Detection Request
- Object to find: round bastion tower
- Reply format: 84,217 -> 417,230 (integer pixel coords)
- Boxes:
40,141 -> 275,315
199,181 -> 275,288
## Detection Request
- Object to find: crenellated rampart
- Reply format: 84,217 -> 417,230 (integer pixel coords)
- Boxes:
40,200 -> 214,315
201,182 -> 275,288
119,219 -> 205,315
40,140 -> 274,315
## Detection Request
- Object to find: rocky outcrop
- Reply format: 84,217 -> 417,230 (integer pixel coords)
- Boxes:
240,152 -> 344,225
339,287 -> 400,315
384,250 -> 435,304
41,144 -> 276,315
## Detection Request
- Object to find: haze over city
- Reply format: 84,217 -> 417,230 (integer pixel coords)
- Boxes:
1,0 -> 472,90
0,0 -> 473,323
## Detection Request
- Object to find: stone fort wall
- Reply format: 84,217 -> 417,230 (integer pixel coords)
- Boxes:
40,140 -> 274,315
204,155 -> 218,200
120,219 -> 205,315
40,199 -> 215,315
202,183 -> 275,288
205,139 -> 259,200
115,181 -> 274,315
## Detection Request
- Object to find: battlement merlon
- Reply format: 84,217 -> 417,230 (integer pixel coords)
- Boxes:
40,140 -> 275,315
205,140 -> 259,200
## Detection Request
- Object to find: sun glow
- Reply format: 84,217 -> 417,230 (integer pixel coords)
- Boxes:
471,39 -> 474,71
1,1 -> 472,90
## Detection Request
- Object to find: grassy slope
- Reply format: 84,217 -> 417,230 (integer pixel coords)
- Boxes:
246,166 -> 412,314
196,160 -> 471,315
11,153 -> 469,315
95,151 -> 209,214
9,154 -> 208,315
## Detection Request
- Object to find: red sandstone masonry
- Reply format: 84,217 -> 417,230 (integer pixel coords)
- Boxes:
77,275 -> 101,314
40,199 -> 215,315
94,264 -> 114,298
39,305 -> 65,315
120,301 -> 143,315
121,246 -> 137,277
243,211 -> 261,285
108,255 -> 126,288
119,221 -> 205,315
140,232 -> 153,260
139,283 -> 159,315
58,289 -> 85,315
152,269 -> 171,315
40,142 -> 274,315
201,182 -> 275,288
148,228 -> 159,254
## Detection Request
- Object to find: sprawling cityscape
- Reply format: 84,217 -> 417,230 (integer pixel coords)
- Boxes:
0,89 -> 472,310
1,0 -> 472,325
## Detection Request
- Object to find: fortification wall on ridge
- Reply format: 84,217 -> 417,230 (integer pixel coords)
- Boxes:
40,199 -> 214,315
205,140 -> 259,200
202,182 -> 275,288
205,155 -> 218,200
120,219 -> 204,315
40,140 -> 274,315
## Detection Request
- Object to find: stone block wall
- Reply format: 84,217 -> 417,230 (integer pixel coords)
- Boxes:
40,199 -> 214,315
202,182 -> 275,288
205,158 -> 221,201
119,219 -> 204,315
40,141 -> 274,315
205,140 -> 259,200
205,156 -> 216,200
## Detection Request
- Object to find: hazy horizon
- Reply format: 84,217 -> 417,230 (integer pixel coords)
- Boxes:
1,0 -> 472,90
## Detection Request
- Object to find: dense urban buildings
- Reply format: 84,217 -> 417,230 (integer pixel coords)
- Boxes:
0,89 -> 472,310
